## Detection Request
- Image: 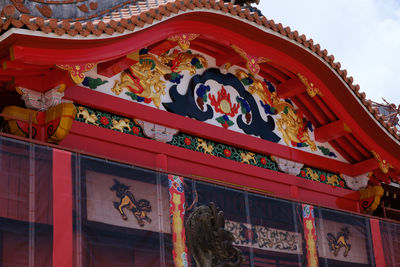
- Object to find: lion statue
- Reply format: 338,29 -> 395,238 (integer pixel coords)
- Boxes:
185,202 -> 243,267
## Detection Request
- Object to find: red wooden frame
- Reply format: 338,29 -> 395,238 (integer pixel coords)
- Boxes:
61,118 -> 361,212
64,85 -> 371,177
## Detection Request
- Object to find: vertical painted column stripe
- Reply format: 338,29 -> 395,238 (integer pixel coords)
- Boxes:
302,204 -> 319,267
168,174 -> 189,267
370,218 -> 386,267
53,149 -> 73,267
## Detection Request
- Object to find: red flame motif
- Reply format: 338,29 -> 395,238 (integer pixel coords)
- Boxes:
209,86 -> 239,117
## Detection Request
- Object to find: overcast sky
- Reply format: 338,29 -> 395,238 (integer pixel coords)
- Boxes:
258,0 -> 400,105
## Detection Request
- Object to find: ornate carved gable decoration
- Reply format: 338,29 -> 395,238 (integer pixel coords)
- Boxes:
80,44 -> 346,162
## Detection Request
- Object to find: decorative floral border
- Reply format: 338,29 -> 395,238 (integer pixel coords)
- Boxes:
74,105 -> 349,189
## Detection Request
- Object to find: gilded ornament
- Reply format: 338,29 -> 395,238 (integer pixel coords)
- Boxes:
196,138 -> 214,155
167,33 -> 200,50
236,70 -> 290,112
236,69 -> 316,150
112,49 -> 207,108
158,49 -> 207,75
360,185 -> 384,214
56,63 -> 96,84
305,168 -> 319,181
240,151 -> 256,164
276,107 -> 317,151
111,118 -> 132,133
371,150 -> 393,174
112,55 -> 167,108
76,106 -> 98,125
327,174 -> 339,186
231,44 -> 269,75
297,73 -> 323,98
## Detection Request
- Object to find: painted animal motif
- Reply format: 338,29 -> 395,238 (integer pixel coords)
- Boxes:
327,174 -> 339,186
327,227 -> 351,257
240,152 -> 256,165
76,106 -> 98,125
305,168 -> 319,181
196,138 -> 214,155
111,118 -> 132,132
110,179 -> 152,226
159,49 -> 208,75
236,70 -> 291,113
111,54 -> 169,108
276,107 -> 317,151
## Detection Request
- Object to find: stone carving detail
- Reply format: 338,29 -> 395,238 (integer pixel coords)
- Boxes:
17,84 -> 67,111
273,156 -> 304,176
341,173 -> 369,191
185,202 -> 243,267
136,120 -> 178,143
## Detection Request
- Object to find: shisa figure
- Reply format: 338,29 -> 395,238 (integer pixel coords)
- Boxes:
185,202 -> 243,267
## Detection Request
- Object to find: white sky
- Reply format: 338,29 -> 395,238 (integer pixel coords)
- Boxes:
258,0 -> 400,105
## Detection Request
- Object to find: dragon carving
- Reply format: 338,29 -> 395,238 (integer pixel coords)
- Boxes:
112,50 -> 207,108
185,202 -> 243,267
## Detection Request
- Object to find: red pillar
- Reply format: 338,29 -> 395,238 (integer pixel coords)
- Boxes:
52,149 -> 73,267
370,218 -> 386,267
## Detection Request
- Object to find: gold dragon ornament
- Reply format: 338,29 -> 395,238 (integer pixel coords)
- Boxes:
236,70 -> 317,151
277,107 -> 317,151
112,49 -> 207,108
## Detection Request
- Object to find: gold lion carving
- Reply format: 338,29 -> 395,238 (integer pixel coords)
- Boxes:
196,138 -> 214,155
76,106 -> 98,125
111,118 -> 132,133
240,152 -> 256,165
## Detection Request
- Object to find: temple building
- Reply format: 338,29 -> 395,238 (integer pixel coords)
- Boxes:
0,0 -> 399,266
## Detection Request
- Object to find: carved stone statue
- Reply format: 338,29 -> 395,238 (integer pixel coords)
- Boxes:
185,202 -> 243,267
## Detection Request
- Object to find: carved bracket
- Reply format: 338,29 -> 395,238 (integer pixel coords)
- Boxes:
136,120 -> 178,143
17,84 -> 66,111
341,173 -> 369,191
2,103 -> 76,143
56,63 -> 96,84
371,150 -> 393,174
273,156 -> 304,176
359,185 -> 384,214
297,73 -> 323,98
